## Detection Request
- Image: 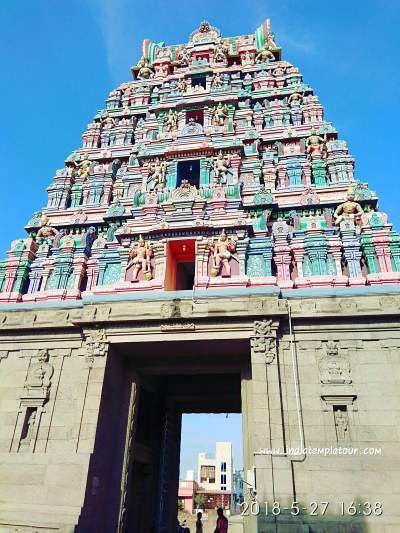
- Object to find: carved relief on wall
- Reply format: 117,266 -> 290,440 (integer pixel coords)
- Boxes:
334,407 -> 350,444
319,341 -> 351,384
14,348 -> 55,453
250,319 -> 276,364
83,327 -> 109,365
160,299 -> 193,319
25,348 -> 54,399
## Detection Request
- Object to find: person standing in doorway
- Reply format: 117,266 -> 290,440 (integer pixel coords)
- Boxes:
196,511 -> 203,533
214,507 -> 228,533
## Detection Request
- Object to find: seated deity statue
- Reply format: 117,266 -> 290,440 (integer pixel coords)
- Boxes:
306,131 -> 326,158
288,92 -> 303,107
273,66 -> 285,77
181,117 -> 203,136
137,57 -> 153,79
36,215 -> 59,244
209,229 -> 237,278
255,47 -> 275,63
334,188 -> 364,225
102,116 -> 115,130
241,50 -> 254,65
126,235 -> 153,282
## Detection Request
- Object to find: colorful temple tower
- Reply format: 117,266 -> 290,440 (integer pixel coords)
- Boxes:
2,20 -> 400,300
0,20 -> 399,533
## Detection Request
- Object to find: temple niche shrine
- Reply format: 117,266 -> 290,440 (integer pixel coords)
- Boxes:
0,20 -> 399,533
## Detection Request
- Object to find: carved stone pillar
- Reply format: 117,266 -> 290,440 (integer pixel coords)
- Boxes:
276,163 -> 287,189
152,239 -> 167,284
195,236 -> 210,284
302,160 -> 312,186
203,106 -> 212,129
72,254 -> 88,291
245,319 -> 293,529
83,327 -> 109,363
235,237 -> 249,276
230,154 -> 241,184
86,256 -> 99,289
119,245 -> 131,282
250,319 -> 277,365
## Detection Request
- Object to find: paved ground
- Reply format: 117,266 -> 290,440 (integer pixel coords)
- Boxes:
178,511 -> 243,533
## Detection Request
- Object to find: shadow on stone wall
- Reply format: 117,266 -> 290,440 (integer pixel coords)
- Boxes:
254,498 -> 374,533
75,349 -> 131,532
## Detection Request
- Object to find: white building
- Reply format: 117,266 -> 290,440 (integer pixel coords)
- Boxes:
197,442 -> 233,496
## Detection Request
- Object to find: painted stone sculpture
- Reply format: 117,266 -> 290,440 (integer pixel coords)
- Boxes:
36,215 -> 59,245
212,103 -> 229,126
209,230 -> 237,277
126,235 -> 153,282
334,188 -> 364,225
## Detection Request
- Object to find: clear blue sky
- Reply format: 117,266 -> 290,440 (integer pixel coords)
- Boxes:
1,1 -> 399,473
0,0 -> 399,260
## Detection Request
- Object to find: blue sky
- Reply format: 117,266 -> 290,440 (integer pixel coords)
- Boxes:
1,1 -> 399,474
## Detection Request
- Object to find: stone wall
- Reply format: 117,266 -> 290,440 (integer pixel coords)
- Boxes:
0,291 -> 398,532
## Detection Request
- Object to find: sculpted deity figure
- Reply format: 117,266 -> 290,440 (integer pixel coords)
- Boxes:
137,57 -> 153,79
213,150 -> 231,184
26,349 -> 54,392
255,47 -> 275,63
175,78 -> 187,93
148,158 -> 166,191
214,39 -> 228,62
126,235 -> 153,282
66,165 -> 76,178
334,408 -> 349,442
242,50 -> 254,65
288,92 -> 303,107
177,46 -> 190,66
170,178 -> 198,201
306,131 -> 326,158
164,109 -> 178,132
102,116 -> 115,130
333,188 -> 364,225
209,229 -> 237,278
212,102 -> 229,126
181,117 -> 203,136
211,72 -> 224,88
36,215 -> 59,244
20,410 -> 37,445
273,66 -> 285,77
73,154 -> 91,179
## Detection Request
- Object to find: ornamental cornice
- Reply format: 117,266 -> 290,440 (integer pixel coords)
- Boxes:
0,293 -> 399,333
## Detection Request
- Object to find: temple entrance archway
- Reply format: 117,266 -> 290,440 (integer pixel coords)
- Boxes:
76,338 -> 254,533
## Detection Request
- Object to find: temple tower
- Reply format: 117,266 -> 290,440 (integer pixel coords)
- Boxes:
0,20 -> 399,533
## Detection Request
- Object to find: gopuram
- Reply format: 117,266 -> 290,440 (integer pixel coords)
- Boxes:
0,19 -> 399,533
